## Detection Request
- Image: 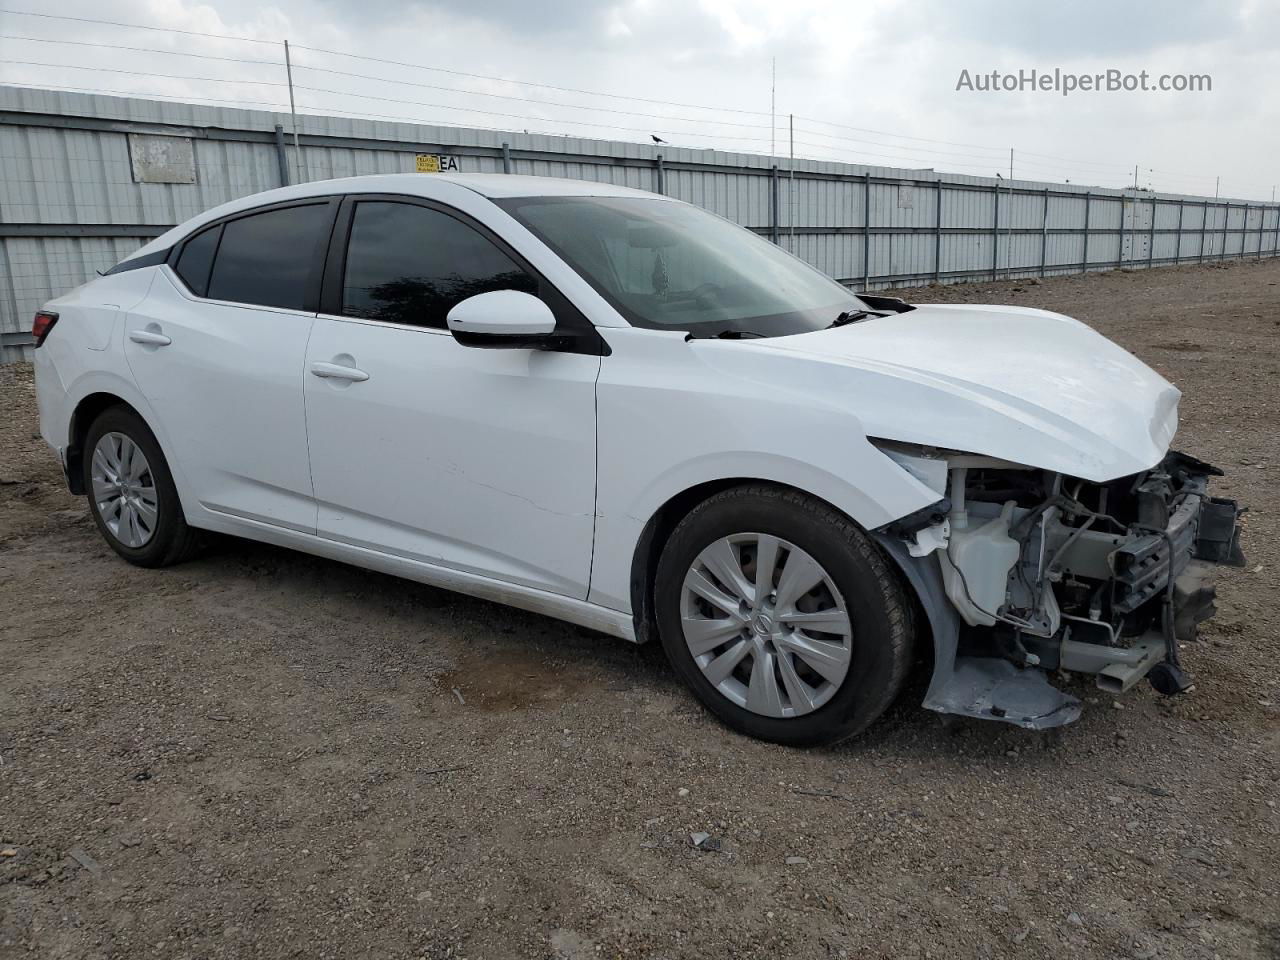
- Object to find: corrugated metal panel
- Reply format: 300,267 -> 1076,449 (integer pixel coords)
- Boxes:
3,85 -> 1278,359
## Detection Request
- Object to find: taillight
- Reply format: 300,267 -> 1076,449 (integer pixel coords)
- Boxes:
32,311 -> 59,347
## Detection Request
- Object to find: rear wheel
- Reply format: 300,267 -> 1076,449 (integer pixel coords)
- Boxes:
654,484 -> 913,746
83,406 -> 200,567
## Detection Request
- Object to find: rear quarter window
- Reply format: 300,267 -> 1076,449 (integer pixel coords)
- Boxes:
173,224 -> 221,297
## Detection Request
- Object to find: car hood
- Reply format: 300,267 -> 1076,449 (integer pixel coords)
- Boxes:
752,303 -> 1180,482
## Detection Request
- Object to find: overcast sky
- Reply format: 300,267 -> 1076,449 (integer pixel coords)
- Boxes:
2,0 -> 1277,200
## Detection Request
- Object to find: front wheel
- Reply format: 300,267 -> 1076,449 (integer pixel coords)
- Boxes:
654,485 -> 914,746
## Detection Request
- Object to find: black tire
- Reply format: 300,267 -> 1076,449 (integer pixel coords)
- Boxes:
82,405 -> 201,568
654,484 -> 914,747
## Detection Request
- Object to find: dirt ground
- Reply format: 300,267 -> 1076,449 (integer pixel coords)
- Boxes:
1,258 -> 1277,960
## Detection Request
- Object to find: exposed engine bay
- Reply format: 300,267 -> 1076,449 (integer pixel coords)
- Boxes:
876,443 -> 1246,727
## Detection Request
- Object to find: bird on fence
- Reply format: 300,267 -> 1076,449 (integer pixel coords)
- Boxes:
651,135 -> 667,144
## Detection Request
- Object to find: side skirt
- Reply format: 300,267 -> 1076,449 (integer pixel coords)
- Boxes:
190,511 -> 637,642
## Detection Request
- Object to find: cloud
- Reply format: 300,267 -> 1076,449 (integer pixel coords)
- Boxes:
894,0 -> 1239,57
0,0 -> 1275,200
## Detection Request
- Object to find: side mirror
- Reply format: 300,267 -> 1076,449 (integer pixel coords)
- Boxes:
446,290 -> 558,349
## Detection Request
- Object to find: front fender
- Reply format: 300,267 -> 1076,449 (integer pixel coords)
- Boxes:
587,328 -> 942,613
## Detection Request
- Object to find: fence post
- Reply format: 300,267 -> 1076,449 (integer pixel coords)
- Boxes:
1257,205 -> 1265,261
1040,188 -> 1049,277
1005,187 -> 1013,280
654,154 -> 665,196
770,166 -> 780,244
991,181 -> 999,281
1081,192 -> 1090,273
863,172 -> 871,289
934,180 -> 943,284
273,124 -> 290,187
1119,194 -> 1127,266
1273,204 -> 1280,258
501,142 -> 511,174
1175,200 -> 1184,265
1199,202 -> 1208,262
1147,198 -> 1156,268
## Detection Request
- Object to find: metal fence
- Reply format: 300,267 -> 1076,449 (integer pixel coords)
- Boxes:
3,85 -> 1278,362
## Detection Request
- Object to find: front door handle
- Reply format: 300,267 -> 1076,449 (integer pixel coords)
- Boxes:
310,361 -> 369,382
129,329 -> 172,346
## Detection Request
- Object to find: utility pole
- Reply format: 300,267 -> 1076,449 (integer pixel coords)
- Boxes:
789,113 -> 795,248
283,40 -> 302,183
1133,164 -> 1139,190
770,57 -> 776,160
1215,176 -> 1220,198
1009,148 -> 1013,180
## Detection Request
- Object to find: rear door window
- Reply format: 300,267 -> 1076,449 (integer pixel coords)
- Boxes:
207,203 -> 330,310
340,200 -> 537,329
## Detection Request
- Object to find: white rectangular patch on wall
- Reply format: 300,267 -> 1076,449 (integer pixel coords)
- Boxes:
897,183 -> 914,209
128,134 -> 196,184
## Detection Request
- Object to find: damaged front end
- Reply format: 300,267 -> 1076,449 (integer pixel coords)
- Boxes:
874,444 -> 1246,730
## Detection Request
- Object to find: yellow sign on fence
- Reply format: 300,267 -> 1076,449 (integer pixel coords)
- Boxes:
415,154 -> 459,173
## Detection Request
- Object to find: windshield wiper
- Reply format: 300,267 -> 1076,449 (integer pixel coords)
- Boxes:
827,309 -> 873,328
686,329 -> 768,341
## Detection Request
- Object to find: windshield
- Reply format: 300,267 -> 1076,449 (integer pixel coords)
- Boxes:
496,196 -> 866,338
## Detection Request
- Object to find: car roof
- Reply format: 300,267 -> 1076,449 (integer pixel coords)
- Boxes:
125,173 -> 663,262
437,173 -> 656,199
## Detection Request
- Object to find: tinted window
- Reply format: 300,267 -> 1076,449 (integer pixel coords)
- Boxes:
499,196 -> 864,339
207,203 -> 329,310
342,201 -> 537,329
173,224 -> 220,297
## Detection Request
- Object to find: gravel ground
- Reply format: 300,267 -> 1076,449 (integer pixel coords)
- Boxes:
1,258 -> 1277,960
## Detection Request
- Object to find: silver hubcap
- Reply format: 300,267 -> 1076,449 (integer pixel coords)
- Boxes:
680,534 -> 853,719
91,432 -> 158,549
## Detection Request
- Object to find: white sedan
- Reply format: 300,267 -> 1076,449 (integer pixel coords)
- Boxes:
32,173 -> 1244,744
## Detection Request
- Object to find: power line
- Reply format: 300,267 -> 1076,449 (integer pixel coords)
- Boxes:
0,80 -> 295,111
0,57 -> 782,140
0,79 -> 773,151
795,127 -> 1027,164
0,7 -> 774,117
0,60 -> 288,87
289,44 -> 774,117
0,33 -> 778,129
795,115 -> 1006,154
790,141 -> 1009,175
0,7 -> 278,44
286,60 -> 776,129
292,85 -> 779,140
0,33 -> 284,67
1014,149 -> 1144,173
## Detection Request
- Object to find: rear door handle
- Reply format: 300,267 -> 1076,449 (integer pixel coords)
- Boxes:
310,361 -> 369,382
129,329 -> 172,346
